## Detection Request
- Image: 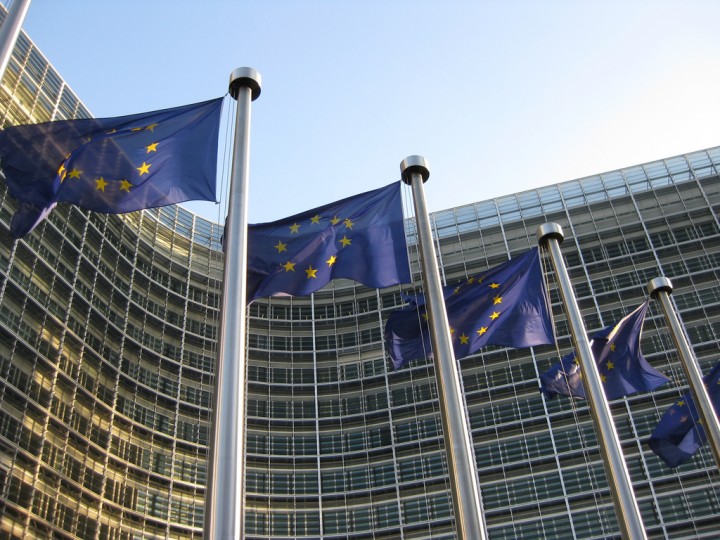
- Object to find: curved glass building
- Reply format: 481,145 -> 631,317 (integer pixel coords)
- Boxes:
1,5 -> 720,538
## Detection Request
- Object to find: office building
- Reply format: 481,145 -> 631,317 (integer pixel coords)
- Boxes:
1,5 -> 719,538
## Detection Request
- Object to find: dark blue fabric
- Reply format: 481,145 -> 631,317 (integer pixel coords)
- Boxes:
385,248 -> 555,369
540,300 -> 669,399
0,97 -> 223,237
649,362 -> 720,468
247,181 -> 411,302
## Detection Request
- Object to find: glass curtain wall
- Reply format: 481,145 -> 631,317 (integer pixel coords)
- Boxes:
1,5 -> 720,536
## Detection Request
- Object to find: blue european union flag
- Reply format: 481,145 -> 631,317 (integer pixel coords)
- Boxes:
385,247 -> 555,369
648,362 -> 720,468
540,300 -> 669,400
247,181 -> 411,302
0,97 -> 223,238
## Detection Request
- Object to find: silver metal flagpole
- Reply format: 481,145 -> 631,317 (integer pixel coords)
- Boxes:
400,156 -> 487,540
0,0 -> 31,83
537,223 -> 647,540
204,67 -> 261,540
648,277 -> 720,468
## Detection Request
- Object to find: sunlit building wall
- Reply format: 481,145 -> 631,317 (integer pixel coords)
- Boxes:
0,7 -> 223,537
1,5 -> 720,538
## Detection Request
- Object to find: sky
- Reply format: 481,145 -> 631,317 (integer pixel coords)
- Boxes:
17,0 -> 720,224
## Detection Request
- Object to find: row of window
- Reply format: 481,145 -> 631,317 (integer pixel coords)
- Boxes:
248,357 -> 385,385
247,392 -> 389,420
248,294 -> 399,321
432,162 -> 718,242
248,326 -> 382,352
244,495 -> 447,536
576,218 -> 719,265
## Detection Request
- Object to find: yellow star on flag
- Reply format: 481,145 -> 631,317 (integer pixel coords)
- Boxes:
310,214 -> 321,224
477,327 -> 488,336
67,168 -> 82,179
95,177 -> 108,191
460,334 -> 469,345
339,235 -> 351,247
282,261 -> 296,272
330,216 -> 341,225
146,142 -> 158,153
119,180 -> 132,192
305,266 -> 318,279
326,255 -> 337,267
490,311 -> 500,320
493,296 -> 502,305
344,218 -> 354,229
489,283 -> 500,289
136,162 -> 151,176
289,223 -> 300,234
275,241 -> 287,253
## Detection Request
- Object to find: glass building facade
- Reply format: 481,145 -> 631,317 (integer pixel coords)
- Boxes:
1,5 -> 720,538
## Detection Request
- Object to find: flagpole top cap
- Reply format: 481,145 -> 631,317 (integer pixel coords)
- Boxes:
400,155 -> 430,184
537,222 -> 564,244
648,276 -> 673,297
229,67 -> 262,101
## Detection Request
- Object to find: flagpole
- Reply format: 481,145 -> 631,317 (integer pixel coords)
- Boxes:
0,0 -> 30,83
400,156 -> 486,540
648,276 -> 720,468
204,67 -> 261,540
537,223 -> 647,540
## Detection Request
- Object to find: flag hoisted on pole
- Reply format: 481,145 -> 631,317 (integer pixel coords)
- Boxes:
400,155 -> 487,540
540,299 -> 669,400
537,222 -> 647,540
649,361 -> 720,468
247,180 -> 410,303
0,97 -> 224,238
385,246 -> 555,369
203,68 -> 261,540
647,277 -> 720,469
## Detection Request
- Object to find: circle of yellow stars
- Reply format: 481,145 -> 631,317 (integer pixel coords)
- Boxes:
56,122 -> 161,196
274,214 -> 355,279
435,276 -> 509,345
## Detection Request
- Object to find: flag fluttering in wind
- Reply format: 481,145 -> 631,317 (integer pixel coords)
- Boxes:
648,361 -> 720,468
247,181 -> 411,303
0,97 -> 223,238
385,247 -> 555,369
540,300 -> 669,399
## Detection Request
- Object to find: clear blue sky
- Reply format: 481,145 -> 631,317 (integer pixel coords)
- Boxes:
18,0 -> 720,224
